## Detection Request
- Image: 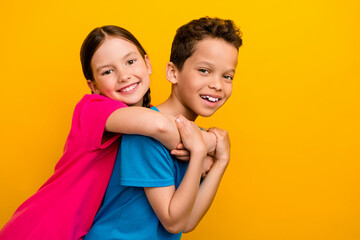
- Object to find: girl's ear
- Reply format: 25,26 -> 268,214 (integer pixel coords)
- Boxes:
87,80 -> 100,94
144,55 -> 152,75
166,62 -> 178,84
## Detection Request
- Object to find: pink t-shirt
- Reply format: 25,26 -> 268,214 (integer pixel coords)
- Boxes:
0,94 -> 127,240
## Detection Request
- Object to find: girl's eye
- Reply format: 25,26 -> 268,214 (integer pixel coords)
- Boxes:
223,75 -> 233,80
199,68 -> 210,74
101,69 -> 114,76
127,59 -> 136,65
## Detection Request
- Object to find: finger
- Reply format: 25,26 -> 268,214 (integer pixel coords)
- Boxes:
175,115 -> 196,141
176,143 -> 185,149
171,149 -> 190,157
175,115 -> 190,135
174,156 -> 190,161
208,127 -> 229,141
207,127 -> 220,136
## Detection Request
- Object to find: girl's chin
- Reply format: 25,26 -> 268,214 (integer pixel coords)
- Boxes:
122,99 -> 143,107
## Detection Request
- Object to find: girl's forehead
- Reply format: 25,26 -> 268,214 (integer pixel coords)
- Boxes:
99,37 -> 138,51
92,37 -> 140,63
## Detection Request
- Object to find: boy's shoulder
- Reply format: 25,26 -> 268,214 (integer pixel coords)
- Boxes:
121,133 -> 168,156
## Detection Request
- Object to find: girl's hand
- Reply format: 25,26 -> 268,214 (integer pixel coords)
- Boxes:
175,115 -> 206,156
207,127 -> 231,167
171,143 -> 190,161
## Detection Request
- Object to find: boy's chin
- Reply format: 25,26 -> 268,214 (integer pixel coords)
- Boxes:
197,109 -> 218,118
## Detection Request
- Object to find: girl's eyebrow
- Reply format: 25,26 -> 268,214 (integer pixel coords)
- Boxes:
95,51 -> 138,72
96,64 -> 112,72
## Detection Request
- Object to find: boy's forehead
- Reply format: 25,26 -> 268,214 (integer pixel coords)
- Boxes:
187,38 -> 238,69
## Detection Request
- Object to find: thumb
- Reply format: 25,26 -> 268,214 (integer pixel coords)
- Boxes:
175,115 -> 191,137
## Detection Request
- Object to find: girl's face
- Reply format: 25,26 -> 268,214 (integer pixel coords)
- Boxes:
88,37 -> 152,106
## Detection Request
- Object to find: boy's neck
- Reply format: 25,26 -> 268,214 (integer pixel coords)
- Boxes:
156,94 -> 198,121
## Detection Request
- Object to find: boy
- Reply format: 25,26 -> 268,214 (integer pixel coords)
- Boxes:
85,17 -> 243,240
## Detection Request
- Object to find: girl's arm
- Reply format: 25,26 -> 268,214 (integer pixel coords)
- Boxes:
183,127 -> 230,233
105,107 -> 180,150
144,115 -> 207,234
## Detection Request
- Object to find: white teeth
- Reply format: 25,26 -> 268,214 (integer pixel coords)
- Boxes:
120,83 -> 137,92
201,95 -> 219,102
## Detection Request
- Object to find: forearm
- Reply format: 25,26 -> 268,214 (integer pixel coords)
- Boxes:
145,151 -> 206,234
106,107 -> 180,149
167,153 -> 204,230
157,114 -> 181,150
183,161 -> 228,233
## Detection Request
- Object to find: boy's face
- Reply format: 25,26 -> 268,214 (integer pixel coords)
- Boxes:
174,38 -> 238,118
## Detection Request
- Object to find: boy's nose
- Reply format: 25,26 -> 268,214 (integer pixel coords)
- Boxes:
208,77 -> 223,91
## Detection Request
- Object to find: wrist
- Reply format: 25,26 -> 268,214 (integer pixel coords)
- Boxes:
189,148 -> 207,162
202,131 -> 216,154
213,158 -> 229,170
207,132 -> 217,154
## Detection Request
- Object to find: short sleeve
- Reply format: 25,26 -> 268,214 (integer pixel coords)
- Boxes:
118,135 -> 175,187
77,94 -> 127,151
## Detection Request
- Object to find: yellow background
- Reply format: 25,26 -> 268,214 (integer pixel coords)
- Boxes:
1,0 -> 359,239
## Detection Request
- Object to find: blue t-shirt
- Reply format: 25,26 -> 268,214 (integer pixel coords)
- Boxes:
85,106 -> 189,240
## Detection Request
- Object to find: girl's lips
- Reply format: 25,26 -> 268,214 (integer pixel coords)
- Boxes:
118,82 -> 139,94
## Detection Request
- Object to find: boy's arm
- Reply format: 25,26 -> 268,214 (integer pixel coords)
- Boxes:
144,116 -> 207,234
183,127 -> 230,233
105,107 -> 180,150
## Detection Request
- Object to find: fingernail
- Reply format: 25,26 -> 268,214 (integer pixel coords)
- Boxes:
176,117 -> 181,123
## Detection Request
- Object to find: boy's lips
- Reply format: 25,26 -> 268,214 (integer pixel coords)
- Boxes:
117,82 -> 139,94
200,94 -> 222,103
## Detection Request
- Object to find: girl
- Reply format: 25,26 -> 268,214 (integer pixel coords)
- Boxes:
0,25 -> 201,240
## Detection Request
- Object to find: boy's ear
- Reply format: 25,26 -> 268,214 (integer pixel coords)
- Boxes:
87,80 -> 100,94
144,55 -> 152,75
166,62 -> 178,84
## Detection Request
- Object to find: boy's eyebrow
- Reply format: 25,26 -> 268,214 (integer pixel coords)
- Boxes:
95,51 -> 138,72
198,61 -> 215,68
198,61 -> 236,73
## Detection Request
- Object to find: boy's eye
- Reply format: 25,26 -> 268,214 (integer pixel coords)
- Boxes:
199,68 -> 210,74
223,75 -> 233,80
101,69 -> 114,76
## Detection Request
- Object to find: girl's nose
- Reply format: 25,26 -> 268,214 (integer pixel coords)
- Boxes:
117,68 -> 131,82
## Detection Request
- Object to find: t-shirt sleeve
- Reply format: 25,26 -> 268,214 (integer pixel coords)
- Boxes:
118,135 -> 175,188
79,94 -> 127,151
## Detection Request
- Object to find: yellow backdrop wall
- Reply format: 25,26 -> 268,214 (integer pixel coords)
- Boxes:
1,0 -> 359,239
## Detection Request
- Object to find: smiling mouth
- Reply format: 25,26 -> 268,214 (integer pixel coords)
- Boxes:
118,82 -> 139,93
200,95 -> 221,103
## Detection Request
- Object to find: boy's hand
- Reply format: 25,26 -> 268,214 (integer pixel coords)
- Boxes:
175,115 -> 206,156
171,143 -> 190,161
172,143 -> 215,176
207,127 -> 230,167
